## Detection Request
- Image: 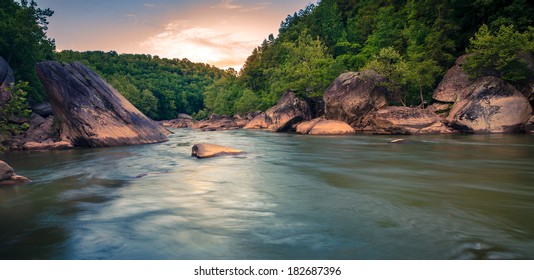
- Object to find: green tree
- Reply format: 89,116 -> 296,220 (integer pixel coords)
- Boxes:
268,30 -> 342,100
464,24 -> 534,81
0,0 -> 55,102
1,81 -> 31,139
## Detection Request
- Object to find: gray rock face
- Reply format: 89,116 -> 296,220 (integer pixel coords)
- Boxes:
244,92 -> 312,132
191,143 -> 244,159
35,61 -> 169,147
8,113 -> 63,150
31,102 -> 53,118
323,70 -> 388,130
446,76 -> 532,133
370,106 -> 456,134
432,55 -> 473,103
0,56 -> 15,105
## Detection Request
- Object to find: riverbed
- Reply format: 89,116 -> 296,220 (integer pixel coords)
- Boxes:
1,129 -> 533,259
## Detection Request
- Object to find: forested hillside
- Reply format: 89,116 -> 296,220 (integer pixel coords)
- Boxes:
207,0 -> 534,115
56,51 -> 227,120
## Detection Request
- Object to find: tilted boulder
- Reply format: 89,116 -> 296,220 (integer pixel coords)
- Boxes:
323,70 -> 388,131
35,61 -> 169,147
0,56 -> 15,105
370,106 -> 456,134
446,76 -> 532,133
296,118 -> 355,135
244,92 -> 312,132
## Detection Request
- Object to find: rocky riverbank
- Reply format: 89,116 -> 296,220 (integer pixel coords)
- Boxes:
2,56 -> 534,154
165,61 -> 533,136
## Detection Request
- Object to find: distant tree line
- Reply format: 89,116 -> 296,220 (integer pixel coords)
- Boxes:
55,51 -> 227,120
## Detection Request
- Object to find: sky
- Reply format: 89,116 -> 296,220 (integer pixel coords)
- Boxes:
36,0 -> 314,70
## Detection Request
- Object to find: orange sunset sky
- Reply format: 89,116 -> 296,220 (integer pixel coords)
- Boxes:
38,0 -> 314,70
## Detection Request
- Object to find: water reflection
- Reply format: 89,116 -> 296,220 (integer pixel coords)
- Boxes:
1,130 -> 533,259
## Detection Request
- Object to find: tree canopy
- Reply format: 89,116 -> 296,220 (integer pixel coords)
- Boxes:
0,0 -> 55,102
207,0 -> 534,116
56,51 -> 226,120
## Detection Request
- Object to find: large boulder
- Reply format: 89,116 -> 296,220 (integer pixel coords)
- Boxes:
0,56 -> 15,105
370,106 -> 456,134
35,61 -> 169,147
432,56 -> 473,103
296,118 -> 355,135
323,70 -> 388,131
446,76 -> 533,133
244,92 -> 312,132
0,160 -> 31,185
191,143 -> 245,159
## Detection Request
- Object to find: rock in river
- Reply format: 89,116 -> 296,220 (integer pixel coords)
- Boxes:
296,118 -> 355,135
35,61 -> 169,147
370,106 -> 456,134
244,92 -> 312,132
191,143 -> 245,159
0,160 -> 31,185
323,70 -> 389,131
445,76 -> 532,133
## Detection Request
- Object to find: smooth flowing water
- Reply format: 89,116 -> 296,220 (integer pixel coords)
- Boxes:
1,129 -> 533,259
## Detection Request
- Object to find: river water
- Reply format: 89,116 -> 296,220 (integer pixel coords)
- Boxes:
1,129 -> 533,259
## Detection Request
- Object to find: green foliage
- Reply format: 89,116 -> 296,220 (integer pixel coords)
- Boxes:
56,51 -> 226,120
0,0 -> 55,102
268,30 -> 342,100
203,71 -> 262,116
208,0 -> 533,114
464,24 -> 534,81
0,81 -> 31,137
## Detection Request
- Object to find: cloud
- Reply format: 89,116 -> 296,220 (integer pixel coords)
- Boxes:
214,0 -> 242,10
144,3 -> 155,8
140,20 -> 257,69
213,0 -> 271,12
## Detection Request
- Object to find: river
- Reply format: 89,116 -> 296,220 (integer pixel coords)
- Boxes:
1,129 -> 533,259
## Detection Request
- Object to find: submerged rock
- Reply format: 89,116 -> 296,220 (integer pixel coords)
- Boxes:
0,160 -> 31,185
323,70 -> 388,131
35,61 -> 169,147
191,143 -> 245,159
296,118 -> 355,135
244,92 -> 312,132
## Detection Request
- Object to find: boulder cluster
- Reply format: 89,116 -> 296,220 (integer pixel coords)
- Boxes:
179,56 -> 533,136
